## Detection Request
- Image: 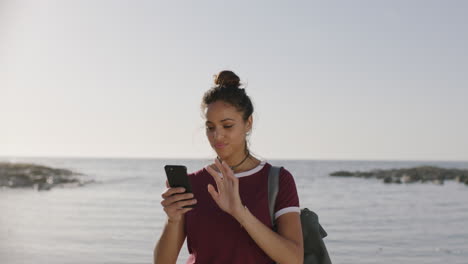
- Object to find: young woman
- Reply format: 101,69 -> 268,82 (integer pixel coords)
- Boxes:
154,71 -> 303,264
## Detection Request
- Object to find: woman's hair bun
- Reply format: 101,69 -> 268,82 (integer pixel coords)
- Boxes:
203,70 -> 253,121
214,70 -> 241,88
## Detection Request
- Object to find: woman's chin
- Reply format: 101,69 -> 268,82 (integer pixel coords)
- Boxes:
214,149 -> 230,160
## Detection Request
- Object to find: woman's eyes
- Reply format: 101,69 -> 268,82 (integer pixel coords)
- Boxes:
206,125 -> 233,130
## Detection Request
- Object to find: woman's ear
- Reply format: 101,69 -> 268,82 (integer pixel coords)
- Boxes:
246,115 -> 253,132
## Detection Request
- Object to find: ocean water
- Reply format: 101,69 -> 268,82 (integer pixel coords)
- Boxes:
0,157 -> 467,264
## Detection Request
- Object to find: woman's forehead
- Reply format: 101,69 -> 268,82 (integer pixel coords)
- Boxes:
205,101 -> 242,121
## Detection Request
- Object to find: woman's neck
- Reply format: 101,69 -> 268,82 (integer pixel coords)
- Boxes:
232,155 -> 261,173
217,153 -> 261,173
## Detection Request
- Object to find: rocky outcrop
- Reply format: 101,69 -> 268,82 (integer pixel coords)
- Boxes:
0,162 -> 93,191
330,166 -> 468,186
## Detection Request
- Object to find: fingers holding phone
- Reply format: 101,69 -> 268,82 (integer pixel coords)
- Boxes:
161,165 -> 197,223
160,187 -> 197,222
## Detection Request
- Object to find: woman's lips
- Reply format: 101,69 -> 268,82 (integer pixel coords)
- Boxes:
215,143 -> 227,149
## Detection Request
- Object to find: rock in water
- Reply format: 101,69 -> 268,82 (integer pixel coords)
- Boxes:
329,166 -> 468,186
329,171 -> 354,177
0,162 -> 92,191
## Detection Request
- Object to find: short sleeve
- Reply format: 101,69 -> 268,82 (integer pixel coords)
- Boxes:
274,167 -> 300,219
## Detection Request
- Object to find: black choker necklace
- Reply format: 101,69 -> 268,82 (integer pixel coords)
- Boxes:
217,152 -> 250,171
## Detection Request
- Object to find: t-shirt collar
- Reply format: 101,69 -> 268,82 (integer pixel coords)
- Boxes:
205,160 -> 267,178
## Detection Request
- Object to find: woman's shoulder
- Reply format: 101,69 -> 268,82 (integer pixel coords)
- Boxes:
277,167 -> 297,189
265,162 -> 291,172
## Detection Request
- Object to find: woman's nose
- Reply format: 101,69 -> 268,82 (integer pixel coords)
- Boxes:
213,129 -> 224,140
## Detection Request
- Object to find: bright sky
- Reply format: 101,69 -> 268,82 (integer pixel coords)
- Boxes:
1,0 -> 467,161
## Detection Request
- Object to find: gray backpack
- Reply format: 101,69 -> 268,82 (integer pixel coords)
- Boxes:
268,166 -> 332,264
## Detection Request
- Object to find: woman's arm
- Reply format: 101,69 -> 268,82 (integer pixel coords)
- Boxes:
206,160 -> 303,264
153,185 -> 197,264
235,209 -> 303,264
153,216 -> 186,264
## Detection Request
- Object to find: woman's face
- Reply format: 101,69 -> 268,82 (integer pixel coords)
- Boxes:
205,100 -> 252,161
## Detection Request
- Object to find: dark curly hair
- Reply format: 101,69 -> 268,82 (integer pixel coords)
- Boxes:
201,70 -> 254,121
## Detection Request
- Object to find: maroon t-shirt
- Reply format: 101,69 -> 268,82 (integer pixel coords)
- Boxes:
184,161 -> 300,264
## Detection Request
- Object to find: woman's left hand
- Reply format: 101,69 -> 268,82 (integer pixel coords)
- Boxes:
206,158 -> 245,218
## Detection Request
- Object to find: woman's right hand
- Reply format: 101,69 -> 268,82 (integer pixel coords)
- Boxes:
160,180 -> 197,223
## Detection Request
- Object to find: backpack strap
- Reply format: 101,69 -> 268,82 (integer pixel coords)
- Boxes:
268,166 -> 282,228
268,165 -> 333,264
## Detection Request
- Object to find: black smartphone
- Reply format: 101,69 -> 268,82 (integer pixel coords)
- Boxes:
164,165 -> 195,208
